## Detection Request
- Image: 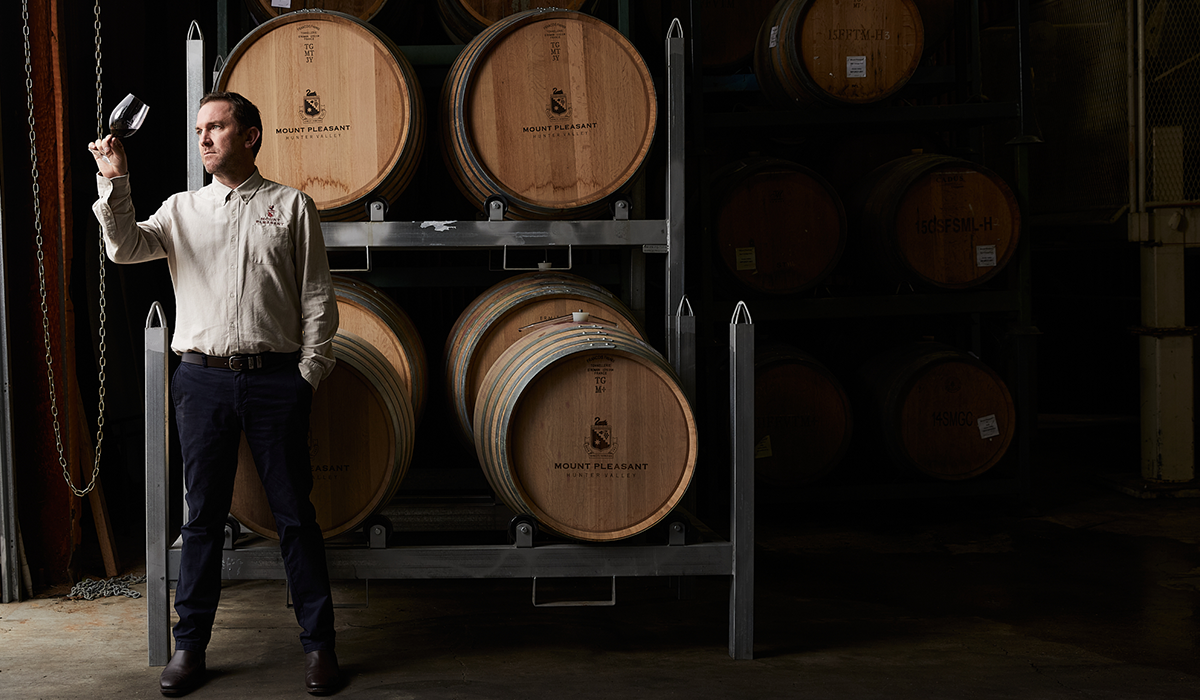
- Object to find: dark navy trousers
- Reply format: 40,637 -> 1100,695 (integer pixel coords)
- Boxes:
170,359 -> 335,653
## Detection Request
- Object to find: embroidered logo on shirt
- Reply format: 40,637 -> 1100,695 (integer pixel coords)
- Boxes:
255,205 -> 288,228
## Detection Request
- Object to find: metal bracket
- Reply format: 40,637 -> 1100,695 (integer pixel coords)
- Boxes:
211,54 -> 225,103
511,517 -> 535,548
223,517 -> 241,551
612,198 -> 631,220
668,520 -> 687,546
532,577 -> 616,607
486,195 -> 508,221
145,301 -> 167,330
186,21 -> 206,192
368,199 -> 388,222
367,517 -> 391,549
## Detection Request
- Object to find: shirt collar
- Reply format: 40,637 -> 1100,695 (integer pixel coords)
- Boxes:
212,168 -> 265,204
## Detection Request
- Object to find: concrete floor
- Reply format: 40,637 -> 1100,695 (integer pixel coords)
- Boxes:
2,424 -> 1199,699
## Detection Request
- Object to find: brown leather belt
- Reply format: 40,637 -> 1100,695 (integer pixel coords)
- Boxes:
181,351 -> 299,371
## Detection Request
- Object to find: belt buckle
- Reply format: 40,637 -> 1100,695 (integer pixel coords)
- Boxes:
227,355 -> 259,371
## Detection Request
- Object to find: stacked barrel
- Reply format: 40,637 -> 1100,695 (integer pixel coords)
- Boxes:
218,1 -> 1019,524
217,5 -> 685,541
446,273 -> 697,542
688,0 -> 1022,486
231,276 -> 426,540
217,6 -> 656,222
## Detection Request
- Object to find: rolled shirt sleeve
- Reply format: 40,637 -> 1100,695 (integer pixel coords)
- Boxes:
93,174 -> 169,263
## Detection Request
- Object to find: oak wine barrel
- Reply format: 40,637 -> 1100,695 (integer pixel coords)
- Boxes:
755,346 -> 853,486
754,0 -> 924,106
244,0 -> 389,23
332,275 -> 428,423
444,271 -> 645,447
474,325 -> 697,541
713,157 -> 847,294
859,342 -> 1014,480
218,11 -> 425,221
440,9 -> 657,219
854,153 -> 1021,289
232,331 -> 416,539
437,0 -> 587,44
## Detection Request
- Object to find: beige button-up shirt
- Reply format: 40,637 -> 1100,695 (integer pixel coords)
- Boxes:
92,169 -> 338,388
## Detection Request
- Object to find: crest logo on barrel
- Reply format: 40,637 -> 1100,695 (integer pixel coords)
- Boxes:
547,87 -> 571,121
585,417 -> 617,456
301,89 -> 325,124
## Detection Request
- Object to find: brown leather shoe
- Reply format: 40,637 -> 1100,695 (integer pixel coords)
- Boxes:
305,650 -> 341,695
159,649 -> 206,696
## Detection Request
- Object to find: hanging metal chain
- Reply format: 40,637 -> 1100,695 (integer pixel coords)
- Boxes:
89,0 -> 110,491
22,0 -> 109,498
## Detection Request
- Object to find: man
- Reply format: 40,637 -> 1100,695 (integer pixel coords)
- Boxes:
90,92 -> 341,696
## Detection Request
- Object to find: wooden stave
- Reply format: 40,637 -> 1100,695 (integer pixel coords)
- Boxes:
244,0 -> 388,23
712,156 -> 847,295
332,275 -> 428,422
484,329 -> 696,540
754,0 -> 924,107
231,331 -> 415,539
473,326 -> 697,542
217,10 -> 426,221
449,276 -> 648,438
436,0 -> 587,44
443,272 -> 646,448
856,154 -> 1022,289
439,11 -> 589,219
439,9 -> 658,220
859,342 -> 1015,481
753,345 -> 853,486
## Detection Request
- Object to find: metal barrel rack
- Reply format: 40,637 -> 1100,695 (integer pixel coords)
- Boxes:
146,19 -> 756,665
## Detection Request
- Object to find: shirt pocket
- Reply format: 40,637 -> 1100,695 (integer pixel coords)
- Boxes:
249,227 -> 294,267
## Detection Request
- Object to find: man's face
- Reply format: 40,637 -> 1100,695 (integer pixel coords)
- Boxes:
195,100 -> 254,178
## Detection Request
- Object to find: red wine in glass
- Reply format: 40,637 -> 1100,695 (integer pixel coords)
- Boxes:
109,93 -> 149,139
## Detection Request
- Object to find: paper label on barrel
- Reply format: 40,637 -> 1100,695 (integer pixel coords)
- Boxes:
847,56 -> 867,78
272,0 -> 292,8
976,245 -> 998,267
977,414 -> 1000,439
755,435 -> 773,459
769,26 -> 780,49
736,247 -> 757,271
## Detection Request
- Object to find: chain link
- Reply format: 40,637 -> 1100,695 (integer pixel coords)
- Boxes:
22,0 -> 108,498
66,574 -> 146,600
91,0 -> 109,485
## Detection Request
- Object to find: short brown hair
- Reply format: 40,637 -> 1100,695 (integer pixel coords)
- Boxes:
200,91 -> 263,155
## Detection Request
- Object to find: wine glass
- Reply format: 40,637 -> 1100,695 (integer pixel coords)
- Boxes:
96,93 -> 148,164
109,93 -> 149,138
